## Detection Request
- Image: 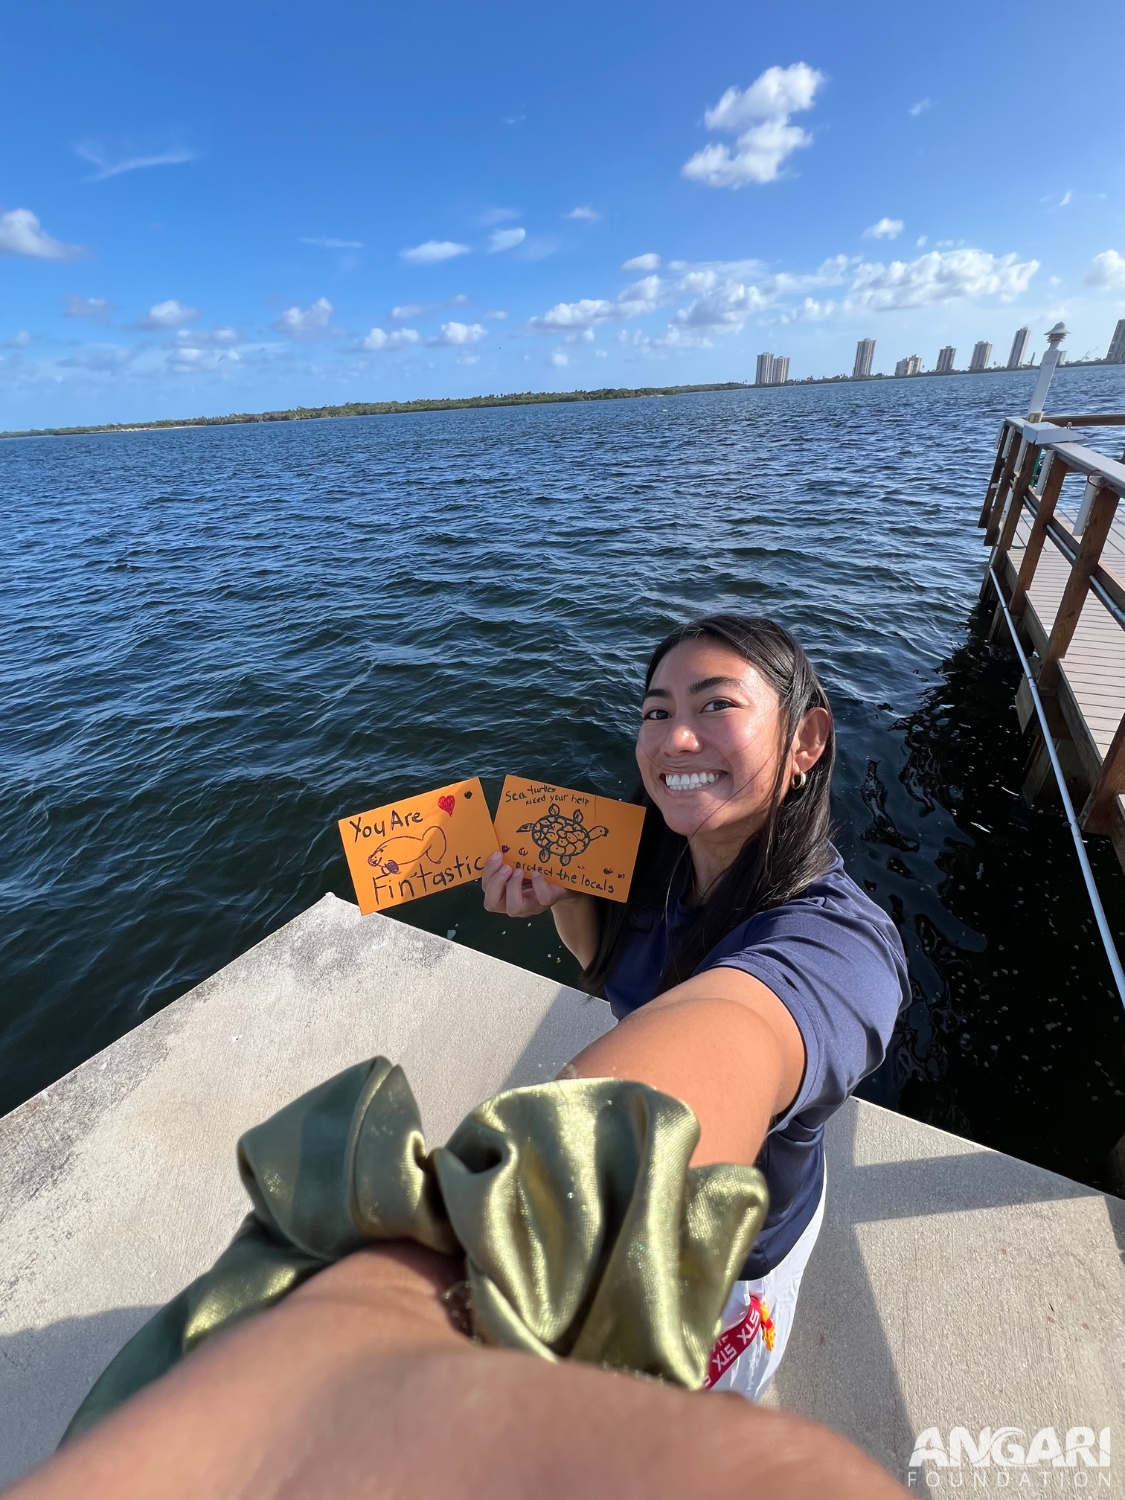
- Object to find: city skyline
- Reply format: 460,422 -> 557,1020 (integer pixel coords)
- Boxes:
2,0 -> 1123,427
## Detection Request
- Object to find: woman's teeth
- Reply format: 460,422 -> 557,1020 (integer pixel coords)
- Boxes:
663,771 -> 721,791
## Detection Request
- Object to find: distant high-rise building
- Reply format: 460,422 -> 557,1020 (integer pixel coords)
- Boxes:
894,355 -> 922,377
853,338 -> 875,378
755,352 -> 790,385
1007,327 -> 1031,369
935,345 -> 956,373
970,341 -> 992,373
1108,319 -> 1125,364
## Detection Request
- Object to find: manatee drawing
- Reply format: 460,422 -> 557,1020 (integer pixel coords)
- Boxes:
367,824 -> 447,877
516,804 -> 608,867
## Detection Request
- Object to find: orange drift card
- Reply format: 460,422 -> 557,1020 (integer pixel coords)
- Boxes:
339,777 -> 499,914
492,777 -> 646,904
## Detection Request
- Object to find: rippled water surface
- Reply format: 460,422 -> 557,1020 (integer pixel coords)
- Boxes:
4,368 -> 1124,1185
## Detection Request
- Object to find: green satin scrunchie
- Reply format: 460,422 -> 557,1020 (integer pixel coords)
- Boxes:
64,1058 -> 769,1442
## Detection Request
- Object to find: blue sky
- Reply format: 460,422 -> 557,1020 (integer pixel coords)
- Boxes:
2,0 -> 1123,427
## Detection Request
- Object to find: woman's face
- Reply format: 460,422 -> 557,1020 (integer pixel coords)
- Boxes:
635,638 -> 826,845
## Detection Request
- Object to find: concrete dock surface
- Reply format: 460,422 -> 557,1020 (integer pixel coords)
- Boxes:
2,893 -> 1122,1491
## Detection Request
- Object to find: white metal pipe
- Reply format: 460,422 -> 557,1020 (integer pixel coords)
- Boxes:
1027,322 -> 1068,421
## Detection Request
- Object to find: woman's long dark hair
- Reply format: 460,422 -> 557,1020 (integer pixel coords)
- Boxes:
582,614 -> 835,996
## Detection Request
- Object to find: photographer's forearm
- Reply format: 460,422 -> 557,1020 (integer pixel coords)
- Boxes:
10,1246 -> 467,1500
9,1241 -> 905,1500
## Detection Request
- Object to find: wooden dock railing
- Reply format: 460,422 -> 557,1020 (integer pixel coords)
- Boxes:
979,412 -> 1125,868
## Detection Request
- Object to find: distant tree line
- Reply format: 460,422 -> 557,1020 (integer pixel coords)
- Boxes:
0,382 -> 752,439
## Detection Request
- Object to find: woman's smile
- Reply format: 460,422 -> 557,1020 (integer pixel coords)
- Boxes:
660,769 -> 726,793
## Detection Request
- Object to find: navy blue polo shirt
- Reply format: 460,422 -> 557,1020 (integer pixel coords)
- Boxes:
604,851 -> 909,1277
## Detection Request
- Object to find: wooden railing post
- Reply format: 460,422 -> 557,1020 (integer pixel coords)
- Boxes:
1038,483 -> 1121,692
1010,454 -> 1068,616
1081,711 -> 1125,834
985,432 -> 1023,545
993,442 -> 1041,567
978,424 -> 1014,529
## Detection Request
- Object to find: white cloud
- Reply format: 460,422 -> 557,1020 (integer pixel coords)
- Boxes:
400,240 -> 470,265
549,349 -> 569,366
134,299 -> 200,329
520,236 -> 558,262
57,344 -> 135,371
845,248 -> 1038,310
524,243 -> 1037,355
301,236 -> 363,249
477,208 -> 519,226
702,63 -> 823,132
4,330 -> 32,348
1086,249 -> 1125,289
488,227 -> 526,252
389,295 -> 473,322
671,276 -> 768,333
863,218 -> 904,240
526,275 -> 664,335
427,321 -> 486,346
0,208 -> 86,261
565,206 -> 600,222
272,297 -> 335,340
683,63 -> 825,188
174,326 -> 239,349
64,295 -> 114,322
909,99 -> 932,117
359,327 -> 421,351
624,253 -> 660,271
916,236 -> 928,247
1059,190 -> 1072,207
76,141 -> 195,181
168,343 -> 241,372
483,309 -> 508,321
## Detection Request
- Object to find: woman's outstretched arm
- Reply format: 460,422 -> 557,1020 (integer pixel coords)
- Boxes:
564,966 -> 806,1168
481,850 -> 804,1168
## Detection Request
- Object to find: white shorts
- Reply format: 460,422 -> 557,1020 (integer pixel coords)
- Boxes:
703,1166 -> 827,1402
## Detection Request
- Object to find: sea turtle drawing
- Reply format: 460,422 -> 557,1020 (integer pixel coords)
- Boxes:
367,824 -> 447,877
517,804 -> 608,867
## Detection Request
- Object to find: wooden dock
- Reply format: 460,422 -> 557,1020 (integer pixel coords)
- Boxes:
979,411 -> 1125,871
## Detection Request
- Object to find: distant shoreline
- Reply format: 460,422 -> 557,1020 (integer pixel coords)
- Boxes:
1,359 -> 1114,441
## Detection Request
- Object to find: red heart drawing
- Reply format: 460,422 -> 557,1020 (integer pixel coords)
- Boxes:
438,795 -> 455,816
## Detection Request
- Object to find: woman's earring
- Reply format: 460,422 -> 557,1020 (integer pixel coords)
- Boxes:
791,771 -> 808,790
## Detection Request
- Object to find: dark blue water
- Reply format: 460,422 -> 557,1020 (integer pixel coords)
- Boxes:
4,368 -> 1124,1184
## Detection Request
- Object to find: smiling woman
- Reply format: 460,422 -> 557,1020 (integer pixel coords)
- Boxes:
481,614 -> 910,1399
